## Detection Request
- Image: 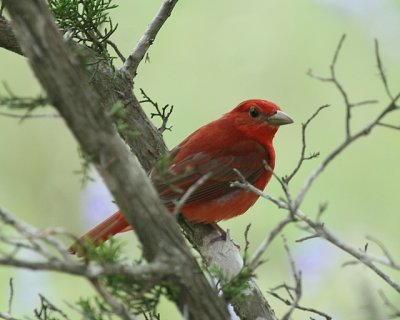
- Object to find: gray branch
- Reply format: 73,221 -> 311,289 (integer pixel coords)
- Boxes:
0,15 -> 22,55
3,1 -> 230,319
120,0 -> 179,79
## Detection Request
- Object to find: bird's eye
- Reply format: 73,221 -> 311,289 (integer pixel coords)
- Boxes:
249,107 -> 260,118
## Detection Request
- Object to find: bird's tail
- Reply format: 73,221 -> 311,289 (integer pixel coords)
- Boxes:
69,211 -> 131,254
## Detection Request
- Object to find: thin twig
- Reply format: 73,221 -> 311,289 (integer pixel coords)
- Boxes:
379,290 -> 400,318
285,104 -> 330,183
249,215 -> 293,270
295,209 -> 400,293
0,111 -> 59,119
281,235 -> 301,320
269,290 -> 332,319
331,35 -> 353,138
139,88 -> 174,134
232,179 -> 400,293
107,39 -> 126,63
366,235 -> 400,270
377,122 -> 400,131
375,39 -> 393,100
120,0 -> 179,78
295,234 -> 320,243
90,278 -> 136,320
308,35 -> 355,138
269,236 -> 332,319
172,173 -> 212,216
243,223 -> 252,264
7,278 -> 14,315
294,91 -> 400,211
351,99 -> 379,107
0,313 -> 19,320
35,295 -> 71,320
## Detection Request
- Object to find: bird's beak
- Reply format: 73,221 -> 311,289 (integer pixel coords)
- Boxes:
267,110 -> 294,125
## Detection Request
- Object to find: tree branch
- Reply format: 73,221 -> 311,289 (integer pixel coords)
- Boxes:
120,0 -> 179,79
90,278 -> 136,320
3,1 -> 229,319
0,15 -> 22,55
179,218 -> 278,320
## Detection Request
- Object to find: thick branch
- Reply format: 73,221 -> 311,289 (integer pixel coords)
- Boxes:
4,1 -> 229,319
0,15 -> 22,55
179,219 -> 278,320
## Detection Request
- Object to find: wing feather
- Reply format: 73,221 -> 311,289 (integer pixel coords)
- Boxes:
150,140 -> 269,209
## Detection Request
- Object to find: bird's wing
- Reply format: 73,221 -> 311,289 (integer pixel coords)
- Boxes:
150,140 -> 269,208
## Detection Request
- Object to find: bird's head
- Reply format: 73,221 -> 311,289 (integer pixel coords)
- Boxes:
226,99 -> 293,142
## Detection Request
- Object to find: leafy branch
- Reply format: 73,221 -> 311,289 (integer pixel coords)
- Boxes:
48,0 -> 119,65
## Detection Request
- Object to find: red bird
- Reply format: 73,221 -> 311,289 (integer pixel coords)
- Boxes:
74,99 -> 293,248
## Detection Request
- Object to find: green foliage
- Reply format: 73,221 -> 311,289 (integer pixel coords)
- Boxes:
209,263 -> 254,304
0,93 -> 48,111
220,266 -> 253,303
0,83 -> 49,120
73,239 -> 169,318
48,0 -> 118,66
80,237 -> 126,263
77,296 -> 113,320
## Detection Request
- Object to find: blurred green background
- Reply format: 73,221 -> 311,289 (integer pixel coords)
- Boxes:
1,0 -> 400,319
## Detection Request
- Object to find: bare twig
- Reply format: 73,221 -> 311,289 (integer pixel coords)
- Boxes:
295,234 -> 320,243
231,178 -> 285,209
295,209 -> 400,293
107,39 -> 126,63
269,290 -> 332,320
351,99 -> 379,107
7,278 -> 14,315
281,235 -> 301,320
285,104 -> 330,183
366,235 -> 399,269
0,111 -> 59,120
139,89 -> 174,134
34,295 -> 71,320
249,215 -> 293,270
0,313 -> 19,320
172,173 -> 212,216
90,278 -> 136,320
268,237 -> 332,319
243,223 -> 252,263
120,0 -> 179,79
377,122 -> 400,131
375,39 -> 393,100
308,35 -> 354,137
294,91 -> 400,211
231,177 -> 400,293
379,290 -> 400,318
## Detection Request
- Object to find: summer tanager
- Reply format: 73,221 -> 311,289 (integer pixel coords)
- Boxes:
73,99 -> 293,249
